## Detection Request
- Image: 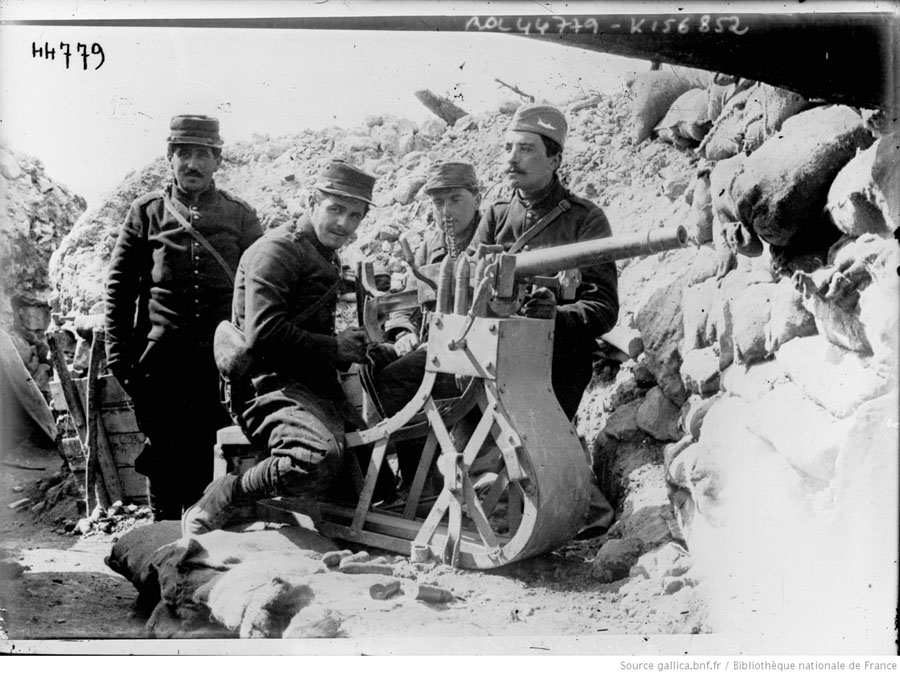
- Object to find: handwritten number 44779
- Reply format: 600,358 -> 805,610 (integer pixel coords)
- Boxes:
32,42 -> 105,70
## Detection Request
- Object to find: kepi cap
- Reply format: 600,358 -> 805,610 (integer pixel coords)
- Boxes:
425,161 -> 479,193
167,115 -> 224,148
508,104 -> 567,149
315,159 -> 377,206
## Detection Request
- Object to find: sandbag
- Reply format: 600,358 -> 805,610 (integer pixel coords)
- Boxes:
731,105 -> 875,248
655,88 -> 712,148
740,83 -> 813,155
699,86 -> 754,160
627,67 -> 715,145
826,131 -> 900,237
706,78 -> 755,122
710,154 -> 763,259
764,277 -> 817,355
686,165 -> 714,245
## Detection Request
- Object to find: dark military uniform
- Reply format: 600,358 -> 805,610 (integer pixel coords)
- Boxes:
227,216 -> 364,503
105,181 -> 262,517
468,175 -> 619,419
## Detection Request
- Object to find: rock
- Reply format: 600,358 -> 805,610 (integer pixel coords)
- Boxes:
364,115 -> 384,128
731,282 -> 776,365
633,283 -> 687,407
419,119 -> 447,139
632,542 -> 692,580
680,347 -> 720,397
591,537 -> 645,583
777,335 -> 892,418
602,398 -> 645,441
636,386 -> 682,441
661,175 -> 690,201
498,100 -> 521,115
0,560 -> 25,579
0,149 -> 23,179
393,176 -> 426,205
375,226 -> 400,242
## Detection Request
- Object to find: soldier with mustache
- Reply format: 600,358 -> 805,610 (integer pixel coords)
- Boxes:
467,104 -> 620,537
104,115 -> 263,520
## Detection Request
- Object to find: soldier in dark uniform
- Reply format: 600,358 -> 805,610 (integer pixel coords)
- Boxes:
467,104 -> 619,535
104,115 -> 263,520
369,162 -> 482,486
182,159 -> 379,535
468,103 -> 619,420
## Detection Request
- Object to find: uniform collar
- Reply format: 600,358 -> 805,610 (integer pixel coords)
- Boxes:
448,211 -> 480,252
294,214 -> 340,263
171,180 -> 218,208
515,174 -> 563,211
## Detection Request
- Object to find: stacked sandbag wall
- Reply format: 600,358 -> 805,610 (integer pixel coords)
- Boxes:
582,66 -> 898,639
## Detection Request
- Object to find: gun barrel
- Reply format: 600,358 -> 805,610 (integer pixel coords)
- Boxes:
513,225 -> 687,279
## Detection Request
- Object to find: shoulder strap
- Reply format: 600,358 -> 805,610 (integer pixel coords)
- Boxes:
508,199 -> 571,254
292,276 -> 344,326
164,194 -> 236,284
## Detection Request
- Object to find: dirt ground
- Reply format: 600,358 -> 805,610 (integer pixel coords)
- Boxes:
0,422 -> 704,653
0,434 -> 147,643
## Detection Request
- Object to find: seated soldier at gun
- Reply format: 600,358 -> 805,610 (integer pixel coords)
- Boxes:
182,159 -> 386,535
368,161 -> 483,487
467,103 -> 619,535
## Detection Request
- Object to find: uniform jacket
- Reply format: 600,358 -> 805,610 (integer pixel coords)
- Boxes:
104,181 -> 262,374
387,213 -> 481,339
414,213 -> 479,267
233,216 -> 348,400
468,175 -> 619,352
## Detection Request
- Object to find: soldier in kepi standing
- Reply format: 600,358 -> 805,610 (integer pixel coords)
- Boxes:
467,103 -> 620,536
104,115 -> 263,520
182,159 -> 388,535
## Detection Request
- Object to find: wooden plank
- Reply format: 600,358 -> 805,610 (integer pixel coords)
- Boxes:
116,466 -> 148,503
96,408 -> 142,434
82,334 -> 110,511
47,332 -> 87,442
106,432 -> 145,466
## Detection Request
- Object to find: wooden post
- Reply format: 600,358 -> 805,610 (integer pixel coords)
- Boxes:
88,330 -> 125,505
83,332 -> 111,513
413,89 -> 469,125
47,331 -> 87,442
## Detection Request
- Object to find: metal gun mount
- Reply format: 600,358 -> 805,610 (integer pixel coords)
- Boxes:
261,225 -> 687,569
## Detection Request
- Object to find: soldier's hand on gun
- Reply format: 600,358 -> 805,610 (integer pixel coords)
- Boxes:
522,286 -> 557,320
336,326 -> 369,363
393,332 -> 420,357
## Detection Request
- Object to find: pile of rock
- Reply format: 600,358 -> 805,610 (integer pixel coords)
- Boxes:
0,145 -> 85,398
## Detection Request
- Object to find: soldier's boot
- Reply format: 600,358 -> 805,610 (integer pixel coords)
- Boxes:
181,474 -> 240,536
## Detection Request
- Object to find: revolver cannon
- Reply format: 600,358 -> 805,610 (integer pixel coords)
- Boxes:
261,225 -> 687,569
